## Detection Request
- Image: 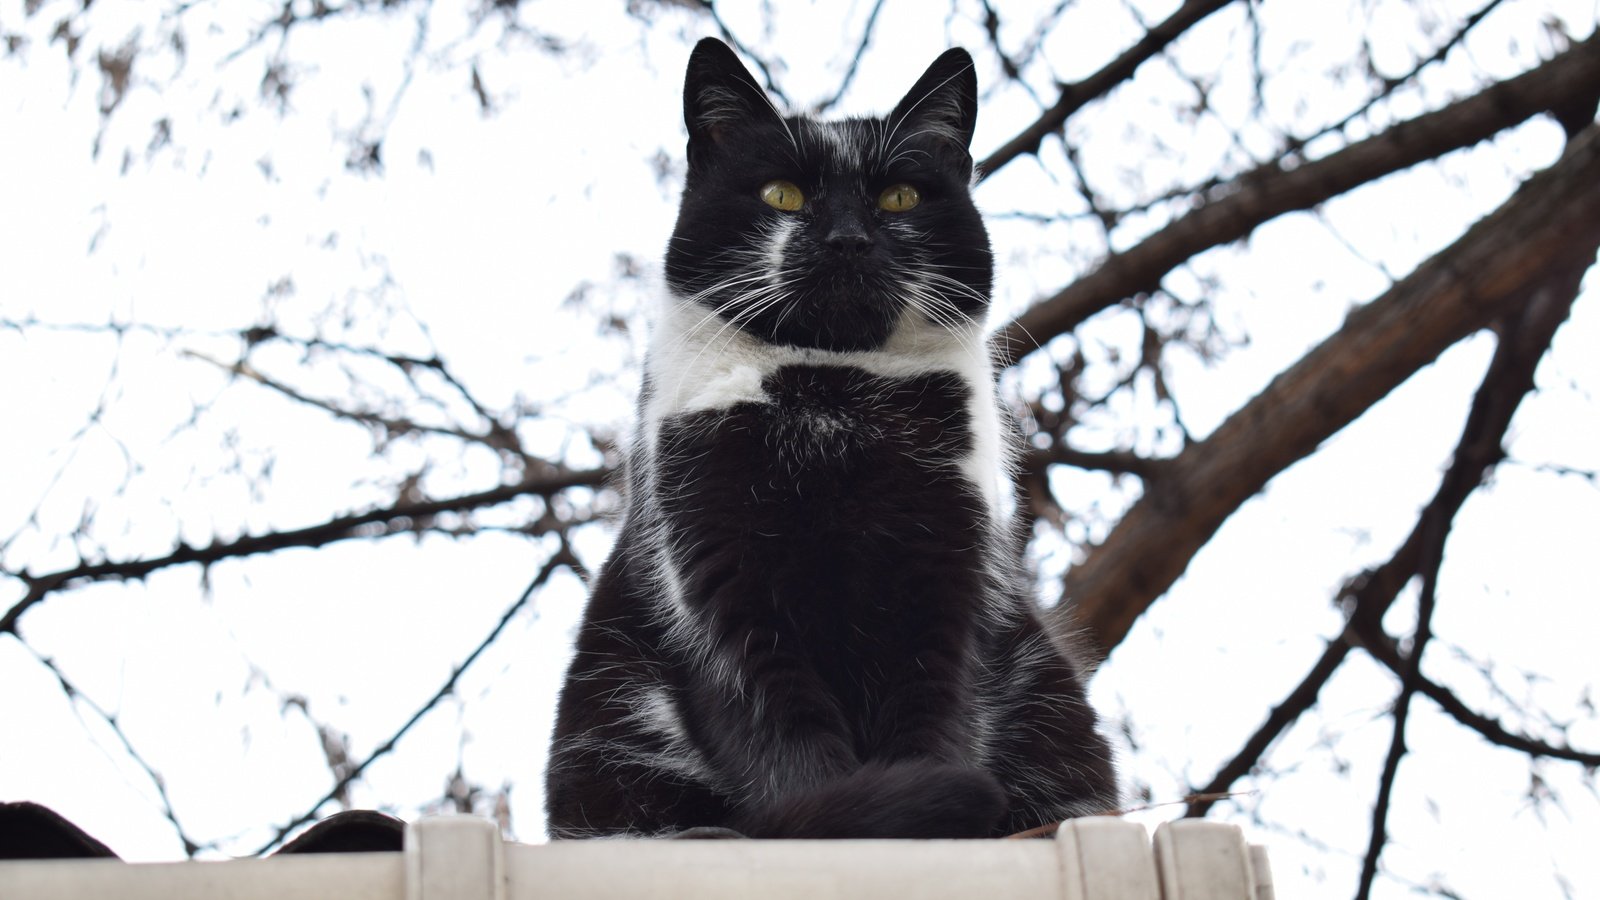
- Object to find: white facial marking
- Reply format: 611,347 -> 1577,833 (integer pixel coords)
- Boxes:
642,294 -> 1011,521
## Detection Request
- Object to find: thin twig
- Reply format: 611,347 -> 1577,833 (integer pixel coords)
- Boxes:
1353,627 -> 1600,767
976,0 -> 1236,179
0,468 -> 609,636
1289,0 -> 1511,157
993,34 -> 1600,366
813,0 -> 887,114
251,543 -> 577,855
1185,640 -> 1352,818
1184,248 -> 1590,822
1356,490 -> 1447,900
13,640 -> 204,857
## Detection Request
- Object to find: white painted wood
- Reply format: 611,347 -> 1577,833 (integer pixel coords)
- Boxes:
0,815 -> 1275,900
0,853 -> 402,899
1057,817 -> 1161,900
405,815 -> 505,900
1248,844 -> 1275,900
1056,825 -> 1089,900
1152,820 -> 1256,900
503,839 -> 1060,899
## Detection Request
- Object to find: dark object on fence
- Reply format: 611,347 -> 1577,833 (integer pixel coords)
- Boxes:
0,801 -> 403,860
275,810 -> 406,855
0,802 -> 118,860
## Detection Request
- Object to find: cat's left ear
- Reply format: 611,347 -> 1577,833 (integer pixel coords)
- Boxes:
888,48 -> 979,157
683,38 -> 782,158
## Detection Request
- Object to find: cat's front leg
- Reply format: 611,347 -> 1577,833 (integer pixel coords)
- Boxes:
856,555 -> 987,766
675,570 -> 861,804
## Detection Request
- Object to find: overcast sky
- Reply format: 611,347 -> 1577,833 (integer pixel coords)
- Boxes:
2,1 -> 1598,897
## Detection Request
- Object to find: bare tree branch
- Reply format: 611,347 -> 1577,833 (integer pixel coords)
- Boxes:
0,468 -> 608,637
812,0 -> 887,114
1290,0 -> 1511,157
993,34 -> 1600,366
1371,110 -> 1598,900
251,542 -> 577,855
13,642 -> 204,857
1061,120 -> 1600,656
1353,628 -> 1600,767
1025,445 -> 1170,480
1358,467 -> 1450,900
1184,638 -> 1353,819
975,0 -> 1237,179
1183,221 -> 1591,823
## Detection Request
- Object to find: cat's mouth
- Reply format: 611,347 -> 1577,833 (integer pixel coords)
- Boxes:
760,264 -> 906,352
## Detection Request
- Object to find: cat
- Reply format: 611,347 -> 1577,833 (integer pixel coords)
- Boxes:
545,37 -> 1118,839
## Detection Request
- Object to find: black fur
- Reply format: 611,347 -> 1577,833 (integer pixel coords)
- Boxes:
545,39 -> 1117,840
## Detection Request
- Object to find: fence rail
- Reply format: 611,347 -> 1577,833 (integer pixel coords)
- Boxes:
0,815 -> 1273,899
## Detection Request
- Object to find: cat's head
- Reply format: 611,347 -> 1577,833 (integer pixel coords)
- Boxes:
665,39 -> 993,353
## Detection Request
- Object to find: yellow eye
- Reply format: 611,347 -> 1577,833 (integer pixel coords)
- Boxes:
878,183 -> 921,212
760,180 -> 805,211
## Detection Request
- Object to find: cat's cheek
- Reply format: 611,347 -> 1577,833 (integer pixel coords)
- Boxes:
761,217 -> 798,279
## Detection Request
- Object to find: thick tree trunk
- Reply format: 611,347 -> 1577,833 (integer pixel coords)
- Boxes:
1061,122 -> 1600,656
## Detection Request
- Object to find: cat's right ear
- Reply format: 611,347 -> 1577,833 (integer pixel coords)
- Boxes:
683,38 -> 779,162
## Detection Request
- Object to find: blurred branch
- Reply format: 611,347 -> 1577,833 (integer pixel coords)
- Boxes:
0,468 -> 608,637
1184,639 -> 1352,819
1358,258 -> 1586,897
993,33 -> 1600,366
1183,224 -> 1590,820
976,0 -> 1236,180
252,541 -> 578,855
13,641 -> 203,857
1354,629 -> 1600,767
1060,120 -> 1600,657
695,1 -> 791,106
1025,445 -> 1169,480
812,0 -> 887,114
1143,0 -> 1512,222
185,350 -> 490,447
1290,0 -> 1510,156
1357,467 -> 1449,900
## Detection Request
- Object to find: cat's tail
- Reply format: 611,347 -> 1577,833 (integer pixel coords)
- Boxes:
733,760 -> 1007,839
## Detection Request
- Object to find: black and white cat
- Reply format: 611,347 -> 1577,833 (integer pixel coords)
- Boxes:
545,38 -> 1117,839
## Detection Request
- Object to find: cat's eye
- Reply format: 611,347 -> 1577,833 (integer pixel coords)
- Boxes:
878,184 -> 921,212
760,180 -> 805,211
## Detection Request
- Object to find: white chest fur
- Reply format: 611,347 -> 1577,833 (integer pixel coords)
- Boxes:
640,296 -> 1015,522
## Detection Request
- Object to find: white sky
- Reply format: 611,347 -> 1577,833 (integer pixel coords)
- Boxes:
1,1 -> 1598,897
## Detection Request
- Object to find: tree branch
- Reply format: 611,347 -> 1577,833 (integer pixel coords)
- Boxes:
975,0 -> 1237,179
1357,467 -> 1449,899
1060,120 -> 1600,657
251,543 -> 576,855
1352,628 -> 1600,767
993,33 -> 1600,366
0,467 -> 609,636
1184,638 -> 1352,818
812,0 -> 887,114
1024,445 -> 1170,480
14,641 -> 204,857
1182,221 -> 1590,821
1289,0 -> 1510,158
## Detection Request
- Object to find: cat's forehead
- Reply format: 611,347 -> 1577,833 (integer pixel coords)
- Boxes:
737,114 -> 935,178
790,117 -> 885,167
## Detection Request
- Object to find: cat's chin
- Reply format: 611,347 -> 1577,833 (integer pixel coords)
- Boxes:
753,297 -> 900,352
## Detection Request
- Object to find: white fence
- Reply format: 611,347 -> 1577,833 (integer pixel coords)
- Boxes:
0,815 -> 1273,900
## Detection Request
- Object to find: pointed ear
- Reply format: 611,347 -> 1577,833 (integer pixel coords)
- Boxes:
887,48 -> 978,153
683,38 -> 780,151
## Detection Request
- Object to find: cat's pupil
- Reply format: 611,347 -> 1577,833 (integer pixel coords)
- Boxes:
761,179 -> 804,211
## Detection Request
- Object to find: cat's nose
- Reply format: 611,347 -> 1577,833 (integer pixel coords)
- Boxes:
825,219 -> 873,255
